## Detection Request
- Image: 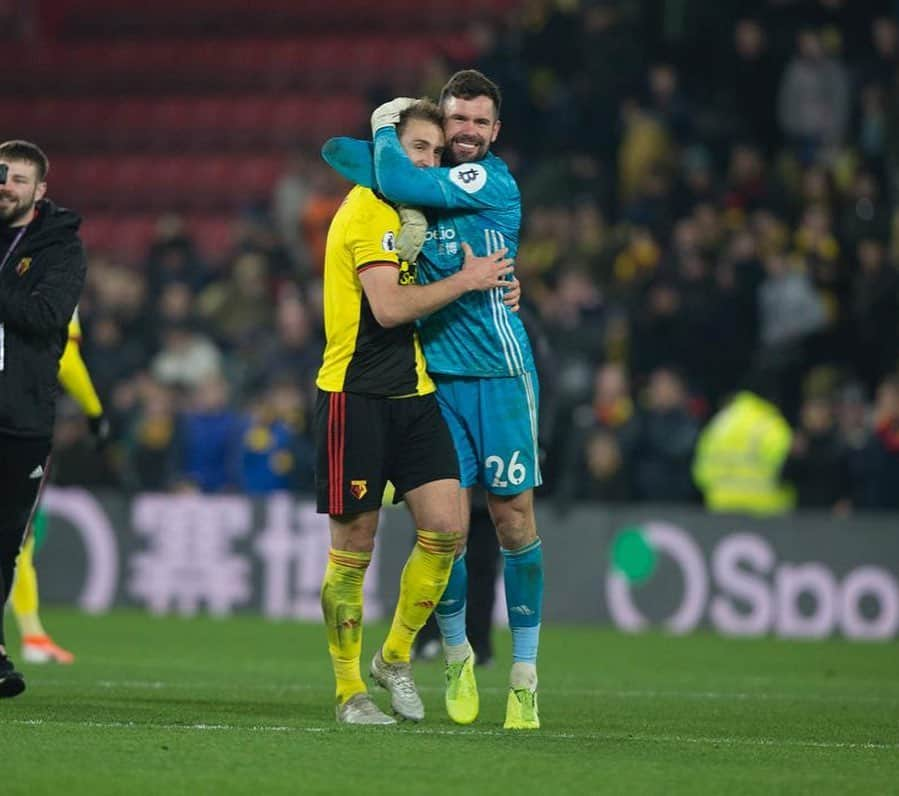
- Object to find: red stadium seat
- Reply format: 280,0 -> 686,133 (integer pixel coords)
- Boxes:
50,0 -> 516,38
10,1 -> 492,229
80,212 -> 240,264
9,91 -> 367,152
50,153 -> 284,212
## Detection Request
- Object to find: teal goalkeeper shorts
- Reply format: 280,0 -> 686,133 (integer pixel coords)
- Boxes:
433,371 -> 542,495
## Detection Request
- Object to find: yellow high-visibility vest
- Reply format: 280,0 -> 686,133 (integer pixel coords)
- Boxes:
692,392 -> 795,516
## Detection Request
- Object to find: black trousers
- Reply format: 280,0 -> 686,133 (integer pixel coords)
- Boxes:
0,433 -> 51,647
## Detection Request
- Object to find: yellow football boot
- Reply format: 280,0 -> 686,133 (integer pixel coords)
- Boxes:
445,648 -> 479,725
503,687 -> 540,730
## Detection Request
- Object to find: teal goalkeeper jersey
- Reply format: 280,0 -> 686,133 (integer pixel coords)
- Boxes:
322,130 -> 535,378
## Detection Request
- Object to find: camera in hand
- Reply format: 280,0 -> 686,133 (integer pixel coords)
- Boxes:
0,163 -> 7,184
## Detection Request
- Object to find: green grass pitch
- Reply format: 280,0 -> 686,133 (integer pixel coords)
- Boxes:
1,609 -> 897,795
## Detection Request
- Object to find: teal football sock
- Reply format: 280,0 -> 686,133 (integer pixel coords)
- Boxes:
435,549 -> 468,648
502,538 -> 543,665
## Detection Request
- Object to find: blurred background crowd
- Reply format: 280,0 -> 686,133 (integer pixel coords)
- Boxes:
7,0 -> 899,513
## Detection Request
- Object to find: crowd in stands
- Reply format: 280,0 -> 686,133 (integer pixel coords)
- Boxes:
55,0 -> 899,513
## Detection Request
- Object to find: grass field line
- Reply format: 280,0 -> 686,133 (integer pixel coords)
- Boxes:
10,717 -> 898,751
31,678 -> 897,705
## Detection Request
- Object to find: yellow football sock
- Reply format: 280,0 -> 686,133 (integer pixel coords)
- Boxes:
321,547 -> 371,704
382,529 -> 459,664
11,536 -> 46,638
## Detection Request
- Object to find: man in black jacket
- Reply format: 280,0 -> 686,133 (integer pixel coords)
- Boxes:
0,140 -> 87,697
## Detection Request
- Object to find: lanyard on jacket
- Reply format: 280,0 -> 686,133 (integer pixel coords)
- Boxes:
0,224 -> 27,373
0,224 -> 28,274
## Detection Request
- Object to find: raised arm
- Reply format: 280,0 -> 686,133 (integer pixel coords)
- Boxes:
373,127 -> 453,208
321,137 -> 377,190
321,133 -> 447,207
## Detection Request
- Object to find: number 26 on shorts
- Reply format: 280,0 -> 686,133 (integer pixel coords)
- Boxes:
485,450 -> 526,489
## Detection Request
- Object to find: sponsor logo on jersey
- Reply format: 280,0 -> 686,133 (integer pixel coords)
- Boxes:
398,260 -> 417,285
424,227 -> 456,241
449,163 -> 487,194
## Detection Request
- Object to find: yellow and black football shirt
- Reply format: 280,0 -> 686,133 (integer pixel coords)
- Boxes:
316,186 -> 435,397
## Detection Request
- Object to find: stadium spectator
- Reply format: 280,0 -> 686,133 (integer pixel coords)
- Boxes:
633,367 -> 699,502
778,27 -> 851,162
835,381 -> 876,508
122,376 -> 182,492
558,362 -> 639,506
671,146 -> 718,218
850,237 -> 899,396
702,231 -> 763,407
579,428 -> 633,503
49,398 -> 118,489
723,143 -> 775,221
629,276 -> 695,386
143,213 -> 207,300
866,375 -> 899,510
150,319 -> 223,391
839,171 -> 891,253
645,62 -> 693,146
244,288 -> 321,401
692,376 -> 795,517
576,0 -> 645,156
197,250 -> 275,351
239,377 -> 314,495
861,16 -> 898,89
782,394 -> 852,513
757,251 -> 828,419
720,17 -> 781,153
271,149 -> 314,273
176,375 -> 242,493
538,264 -> 606,366
80,312 -> 145,407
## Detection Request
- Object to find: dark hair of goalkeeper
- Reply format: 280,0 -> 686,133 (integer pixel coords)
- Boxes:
439,69 -> 502,117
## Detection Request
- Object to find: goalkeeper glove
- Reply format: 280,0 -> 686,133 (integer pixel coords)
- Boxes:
371,97 -> 417,136
396,206 -> 427,263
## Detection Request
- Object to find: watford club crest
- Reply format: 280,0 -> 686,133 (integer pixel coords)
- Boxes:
350,480 -> 368,500
15,257 -> 31,277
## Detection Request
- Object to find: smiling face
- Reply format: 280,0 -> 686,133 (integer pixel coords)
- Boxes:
398,117 -> 445,168
441,95 -> 500,164
0,158 -> 46,227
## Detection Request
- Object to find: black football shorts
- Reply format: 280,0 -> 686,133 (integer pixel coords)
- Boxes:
314,389 -> 460,515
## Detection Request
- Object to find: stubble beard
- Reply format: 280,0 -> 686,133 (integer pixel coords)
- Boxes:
0,192 -> 35,227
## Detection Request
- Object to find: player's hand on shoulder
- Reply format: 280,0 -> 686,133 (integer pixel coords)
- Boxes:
459,241 -> 513,292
